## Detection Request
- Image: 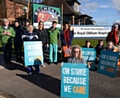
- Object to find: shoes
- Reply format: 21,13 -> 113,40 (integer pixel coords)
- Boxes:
37,71 -> 41,74
28,72 -> 33,75
54,62 -> 58,65
4,63 -> 9,67
41,64 -> 46,67
48,62 -> 52,65
9,62 -> 12,65
18,59 -> 23,63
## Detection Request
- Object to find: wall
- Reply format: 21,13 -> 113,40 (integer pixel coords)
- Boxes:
6,0 -> 25,25
0,0 -> 6,25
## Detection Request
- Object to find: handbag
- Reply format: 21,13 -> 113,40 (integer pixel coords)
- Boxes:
62,46 -> 71,57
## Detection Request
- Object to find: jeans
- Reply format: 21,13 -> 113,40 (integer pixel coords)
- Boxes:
28,65 -> 40,73
49,44 -> 58,62
2,43 -> 12,63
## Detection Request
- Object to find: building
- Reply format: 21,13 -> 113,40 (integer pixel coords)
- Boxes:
0,0 -> 28,25
41,0 -> 94,25
0,0 -> 95,25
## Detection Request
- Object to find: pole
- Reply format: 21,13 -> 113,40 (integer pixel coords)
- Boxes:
107,15 -> 108,25
61,4 -> 63,29
26,0 -> 30,19
60,4 -> 63,62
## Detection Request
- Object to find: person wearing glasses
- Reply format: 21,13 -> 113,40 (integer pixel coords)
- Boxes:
37,21 -> 48,67
67,45 -> 85,63
104,41 -> 116,52
60,45 -> 90,68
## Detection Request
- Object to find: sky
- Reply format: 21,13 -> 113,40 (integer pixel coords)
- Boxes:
79,0 -> 120,25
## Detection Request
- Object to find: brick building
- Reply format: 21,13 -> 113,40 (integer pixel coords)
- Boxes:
0,0 -> 95,25
0,0 -> 26,25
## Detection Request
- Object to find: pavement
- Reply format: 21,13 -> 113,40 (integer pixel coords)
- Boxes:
0,54 -> 120,98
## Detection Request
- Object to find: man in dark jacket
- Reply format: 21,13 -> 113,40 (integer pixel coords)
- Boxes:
22,20 -> 30,34
83,40 -> 93,48
13,20 -> 23,62
95,40 -> 104,64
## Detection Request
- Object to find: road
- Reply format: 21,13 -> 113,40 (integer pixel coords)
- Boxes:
0,54 -> 120,98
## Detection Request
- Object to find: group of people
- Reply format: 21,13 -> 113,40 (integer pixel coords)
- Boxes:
0,18 -> 119,75
0,18 -> 75,74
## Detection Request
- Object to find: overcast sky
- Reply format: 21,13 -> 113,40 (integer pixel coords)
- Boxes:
79,0 -> 120,25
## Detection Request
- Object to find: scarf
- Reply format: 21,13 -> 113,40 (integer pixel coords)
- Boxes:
113,30 -> 119,45
109,30 -> 119,45
64,29 -> 70,45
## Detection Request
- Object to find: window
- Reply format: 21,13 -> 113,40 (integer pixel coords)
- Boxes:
74,2 -> 80,12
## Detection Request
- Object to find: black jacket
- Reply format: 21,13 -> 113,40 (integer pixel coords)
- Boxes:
13,26 -> 23,43
22,32 -> 39,41
82,45 -> 93,48
95,44 -> 104,56
36,29 -> 48,44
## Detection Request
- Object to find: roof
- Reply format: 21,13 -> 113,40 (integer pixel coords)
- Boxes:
41,0 -> 81,16
11,0 -> 27,5
78,14 -> 93,19
66,0 -> 81,5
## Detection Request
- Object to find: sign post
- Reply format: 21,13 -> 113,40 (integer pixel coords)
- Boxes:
72,25 -> 111,38
33,4 -> 61,29
61,63 -> 89,98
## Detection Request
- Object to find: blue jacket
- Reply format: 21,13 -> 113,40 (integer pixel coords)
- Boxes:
60,30 -> 73,46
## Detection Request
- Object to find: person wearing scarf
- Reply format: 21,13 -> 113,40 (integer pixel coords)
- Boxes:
61,23 -> 74,62
108,24 -> 119,45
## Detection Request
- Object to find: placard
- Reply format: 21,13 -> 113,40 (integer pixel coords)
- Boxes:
98,50 -> 119,77
24,41 -> 43,66
61,63 -> 89,98
82,48 -> 96,69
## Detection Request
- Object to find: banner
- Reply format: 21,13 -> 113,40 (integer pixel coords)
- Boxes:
82,48 -> 96,69
61,63 -> 89,98
33,4 -> 61,29
98,50 -> 119,77
24,41 -> 43,66
72,25 -> 111,38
